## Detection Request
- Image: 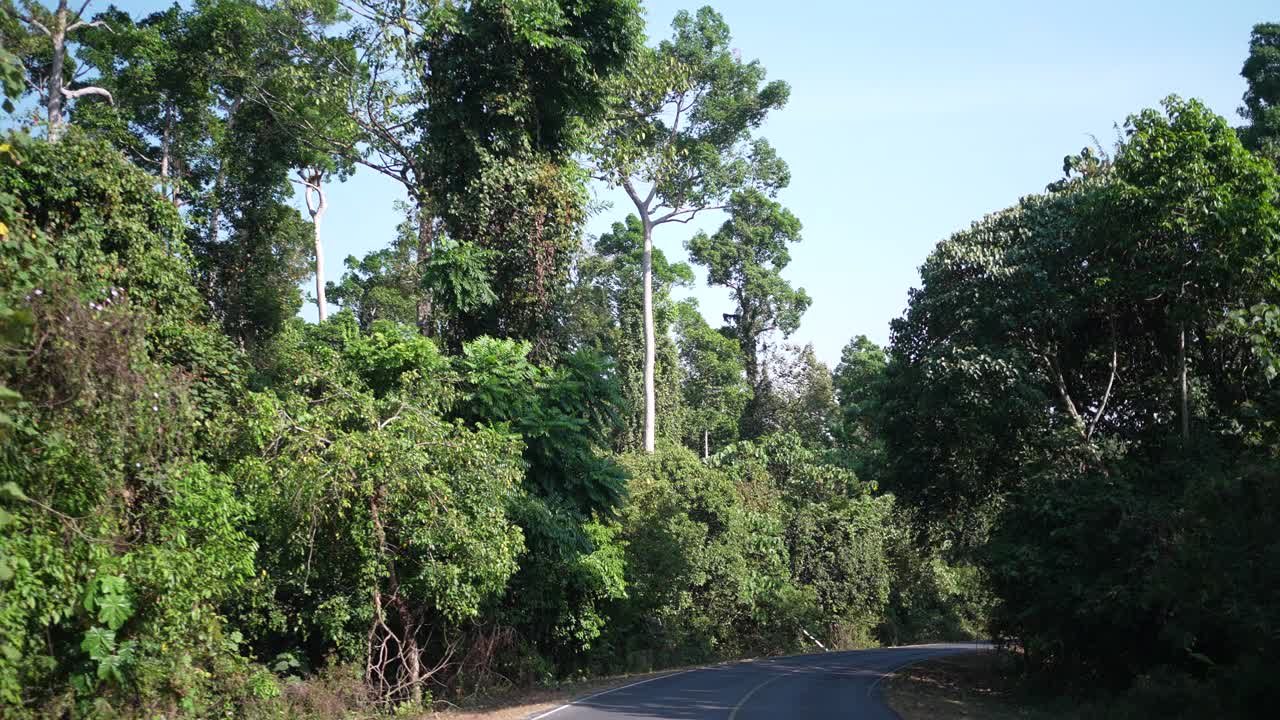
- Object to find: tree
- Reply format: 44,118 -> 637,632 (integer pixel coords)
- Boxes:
1111,96 -> 1280,443
5,0 -> 114,141
833,336 -> 887,444
575,214 -> 693,450
276,0 -> 640,338
1240,22 -> 1280,161
832,335 -> 888,477
884,95 -> 1280,696
261,1 -> 358,324
72,4 -> 212,199
0,132 -> 258,714
673,299 -> 750,456
771,344 -> 839,447
328,205 -> 428,330
73,0 -> 339,348
593,6 -> 790,452
687,188 -> 810,439
243,318 -> 526,706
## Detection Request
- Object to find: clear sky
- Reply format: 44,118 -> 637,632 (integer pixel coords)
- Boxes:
110,0 -> 1280,366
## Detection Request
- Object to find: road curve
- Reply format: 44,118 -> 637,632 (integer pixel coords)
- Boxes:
529,643 -> 990,720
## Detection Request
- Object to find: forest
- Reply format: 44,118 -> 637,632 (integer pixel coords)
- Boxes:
0,1 -> 1278,718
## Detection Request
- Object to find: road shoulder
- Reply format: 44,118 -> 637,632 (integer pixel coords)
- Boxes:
883,650 -> 1067,720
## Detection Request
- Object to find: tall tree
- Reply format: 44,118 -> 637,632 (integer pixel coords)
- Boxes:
73,4 -> 213,198
592,6 -> 790,451
687,188 -> 810,439
1111,96 -> 1280,443
73,0 -> 336,348
575,214 -> 693,450
276,0 -> 640,339
5,0 -> 113,140
1240,22 -> 1280,161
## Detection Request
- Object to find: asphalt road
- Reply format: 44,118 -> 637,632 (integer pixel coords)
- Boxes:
530,643 -> 989,720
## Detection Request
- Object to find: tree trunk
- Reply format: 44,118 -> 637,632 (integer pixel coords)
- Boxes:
206,98 -> 243,247
161,104 -> 173,200
395,598 -> 423,706
313,217 -> 327,322
642,220 -> 656,453
368,482 -> 422,705
46,3 -> 68,142
415,199 -> 435,336
1179,322 -> 1189,443
304,173 -> 329,321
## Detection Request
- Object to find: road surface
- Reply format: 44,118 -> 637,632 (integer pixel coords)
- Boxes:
529,643 -> 989,720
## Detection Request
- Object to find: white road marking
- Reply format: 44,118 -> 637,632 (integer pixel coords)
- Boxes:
526,668 -> 697,720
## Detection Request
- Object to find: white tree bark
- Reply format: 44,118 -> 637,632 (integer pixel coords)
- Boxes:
45,2 -> 67,139
1179,322 -> 1189,443
301,171 -> 329,321
20,1 -> 114,142
642,219 -> 656,453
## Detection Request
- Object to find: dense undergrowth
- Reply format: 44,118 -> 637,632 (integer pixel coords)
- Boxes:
2,3 -> 1280,720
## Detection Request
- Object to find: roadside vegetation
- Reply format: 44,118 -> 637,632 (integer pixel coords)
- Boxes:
0,2 -> 1277,719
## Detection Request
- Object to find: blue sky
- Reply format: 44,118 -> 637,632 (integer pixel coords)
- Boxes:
107,0 -> 1278,365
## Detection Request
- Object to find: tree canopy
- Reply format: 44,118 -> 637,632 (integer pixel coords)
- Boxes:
1,5 -> 1279,719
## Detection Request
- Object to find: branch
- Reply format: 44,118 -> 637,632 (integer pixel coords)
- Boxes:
16,12 -> 51,36
61,85 -> 113,104
653,203 -> 726,225
621,178 -> 648,217
1087,319 -> 1118,440
66,19 -> 113,33
1044,351 -> 1087,438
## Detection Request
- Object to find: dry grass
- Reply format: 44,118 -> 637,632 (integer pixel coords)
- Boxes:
884,651 -> 1072,720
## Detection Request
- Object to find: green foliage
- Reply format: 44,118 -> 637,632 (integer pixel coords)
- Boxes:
421,0 -> 644,348
0,131 -> 198,323
328,207 -> 425,331
0,134 -> 258,715
594,6 -> 791,215
885,93 -> 1280,714
768,344 -> 840,447
604,445 -> 809,667
1240,23 -> 1280,162
673,299 -> 751,454
832,335 -> 889,480
687,189 -> 810,439
453,336 -> 626,517
238,316 -> 527,699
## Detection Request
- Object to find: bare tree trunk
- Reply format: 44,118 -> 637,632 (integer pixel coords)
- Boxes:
642,219 -> 656,453
161,104 -> 173,200
32,1 -> 113,141
395,598 -> 423,706
313,212 -> 327,322
46,3 -> 68,141
1179,322 -> 1189,443
303,172 -> 329,321
703,429 -> 709,459
368,482 -> 423,705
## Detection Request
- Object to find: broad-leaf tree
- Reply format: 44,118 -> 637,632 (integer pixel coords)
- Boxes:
592,6 -> 790,451
687,188 -> 810,439
1240,22 -> 1280,161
